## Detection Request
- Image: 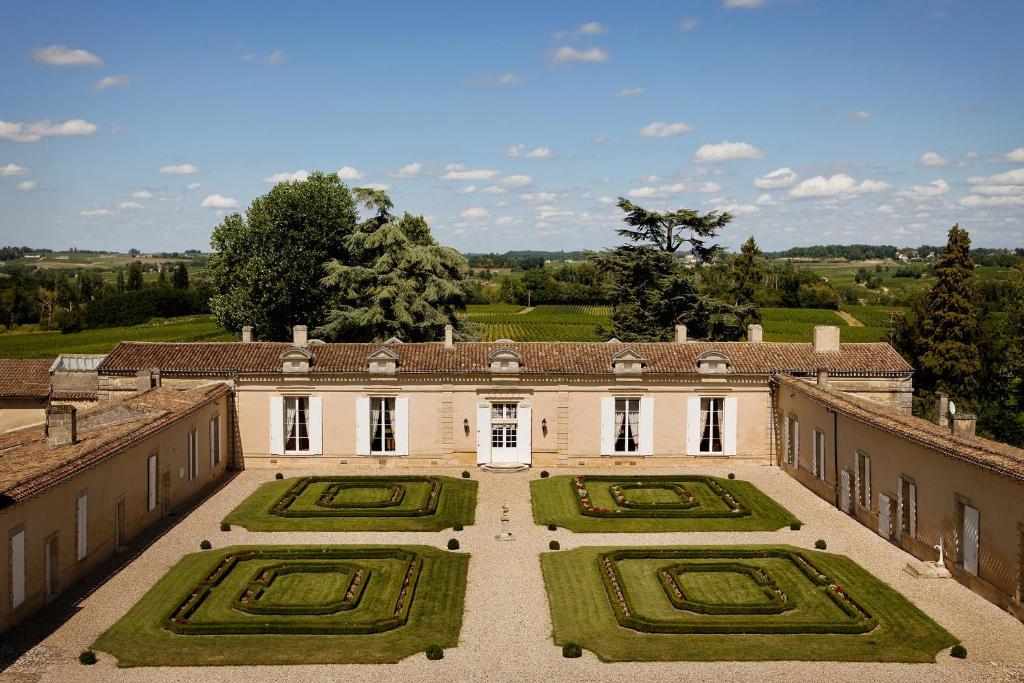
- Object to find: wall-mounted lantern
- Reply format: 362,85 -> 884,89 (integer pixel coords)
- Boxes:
542,418 -> 548,436
463,418 -> 470,436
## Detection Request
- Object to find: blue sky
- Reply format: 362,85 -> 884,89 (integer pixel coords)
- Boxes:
1,0 -> 1022,253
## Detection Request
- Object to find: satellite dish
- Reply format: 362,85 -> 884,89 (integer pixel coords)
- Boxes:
948,400 -> 957,416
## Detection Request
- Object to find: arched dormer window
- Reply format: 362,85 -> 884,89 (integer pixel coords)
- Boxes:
696,350 -> 730,374
280,347 -> 312,374
488,347 -> 522,374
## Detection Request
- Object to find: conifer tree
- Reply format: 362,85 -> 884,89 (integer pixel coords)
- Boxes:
894,224 -> 982,397
731,235 -> 767,306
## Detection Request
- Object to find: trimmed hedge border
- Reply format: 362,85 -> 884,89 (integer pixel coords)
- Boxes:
598,547 -> 877,635
234,562 -> 369,615
572,475 -> 752,519
611,482 -> 698,510
317,484 -> 406,509
658,562 -> 794,615
269,476 -> 442,519
165,547 -> 423,636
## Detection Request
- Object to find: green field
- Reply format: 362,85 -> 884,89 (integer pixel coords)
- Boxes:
531,475 -> 799,532
94,544 -> 468,666
0,315 -> 233,358
224,475 -> 478,532
542,545 -> 957,662
759,307 -> 892,343
462,304 -> 611,342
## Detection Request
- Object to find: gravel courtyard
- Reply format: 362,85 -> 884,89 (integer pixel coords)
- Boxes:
4,464 -> 1024,682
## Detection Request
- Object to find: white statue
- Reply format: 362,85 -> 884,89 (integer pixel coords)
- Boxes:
496,504 -> 514,541
934,536 -> 945,565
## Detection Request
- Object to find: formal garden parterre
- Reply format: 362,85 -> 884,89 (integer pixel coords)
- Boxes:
542,545 -> 957,662
93,545 -> 468,666
532,475 -> 800,532
223,475 -> 477,531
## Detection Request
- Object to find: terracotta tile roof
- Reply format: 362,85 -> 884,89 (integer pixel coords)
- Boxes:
774,374 -> 1024,482
98,340 -> 913,377
0,383 -> 229,504
51,391 -> 99,403
0,358 -> 52,399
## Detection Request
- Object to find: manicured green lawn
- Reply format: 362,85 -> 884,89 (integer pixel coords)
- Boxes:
94,545 -> 469,666
542,545 -> 957,662
532,475 -> 800,532
224,475 -> 477,531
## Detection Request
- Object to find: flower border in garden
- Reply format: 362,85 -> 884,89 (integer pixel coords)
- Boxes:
316,483 -> 406,509
234,562 -> 370,616
573,475 -> 751,519
598,547 -> 877,635
166,547 -> 422,635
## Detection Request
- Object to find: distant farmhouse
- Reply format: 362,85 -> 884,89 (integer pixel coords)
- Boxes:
0,322 -> 1021,633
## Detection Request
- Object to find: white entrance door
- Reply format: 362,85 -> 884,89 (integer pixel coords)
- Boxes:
963,504 -> 980,575
839,470 -> 852,514
489,403 -> 519,464
878,493 -> 892,539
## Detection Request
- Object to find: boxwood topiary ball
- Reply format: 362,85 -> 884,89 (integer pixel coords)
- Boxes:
461,470 -> 470,478
562,643 -> 582,658
447,538 -> 460,551
950,644 -> 967,659
453,524 -> 464,531
426,645 -> 444,660
79,650 -> 98,665
540,470 -> 550,478
275,472 -> 284,480
200,539 -> 212,550
727,472 -> 736,479
549,540 -> 560,551
219,522 -> 230,532
814,539 -> 827,550
790,521 -> 802,531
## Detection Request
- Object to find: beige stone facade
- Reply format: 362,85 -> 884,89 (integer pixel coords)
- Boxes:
0,384 -> 230,634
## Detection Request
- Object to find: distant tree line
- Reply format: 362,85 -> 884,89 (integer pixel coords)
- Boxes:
465,250 -> 591,270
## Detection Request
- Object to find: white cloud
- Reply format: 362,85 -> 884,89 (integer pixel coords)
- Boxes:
628,181 -> 721,198
461,207 -> 489,219
93,74 -> 130,92
441,164 -> 500,181
502,175 -> 533,188
593,133 -> 608,144
16,180 -> 38,191
395,162 -> 422,177
789,173 -> 890,198
597,196 -> 616,204
959,194 -> 1024,208
159,163 -> 199,175
967,168 -> 1024,186
550,46 -> 609,63
117,201 -> 145,210
715,202 -> 760,216
0,119 -> 98,143
755,193 -> 776,206
31,45 -> 102,66
0,164 -> 30,176
680,18 -> 699,30
481,185 -> 506,194
336,166 -> 364,181
994,147 -> 1024,163
639,121 -> 695,138
463,73 -> 522,87
917,151 -> 952,167
494,216 -> 517,225
505,145 -> 553,158
967,185 -> 1024,196
876,204 -> 895,214
185,182 -> 202,191
847,111 -> 872,123
80,207 -> 116,217
615,87 -> 645,98
361,182 -> 390,191
753,167 -> 797,189
263,169 -> 309,183
577,21 -> 609,35
457,185 -> 476,194
201,194 -> 239,209
893,179 -> 950,200
131,190 -> 152,199
694,141 -> 763,162
723,0 -> 767,7
266,50 -> 285,64
521,192 -> 563,203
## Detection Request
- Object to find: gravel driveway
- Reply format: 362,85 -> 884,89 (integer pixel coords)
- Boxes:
5,464 -> 1023,682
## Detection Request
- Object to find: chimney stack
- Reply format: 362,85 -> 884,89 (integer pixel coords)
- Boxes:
812,325 -> 840,354
241,325 -> 253,343
444,324 -> 454,349
675,324 -> 687,344
951,413 -> 977,438
934,391 -> 949,428
747,324 -> 763,343
292,325 -> 308,347
46,405 -> 77,448
817,367 -> 829,388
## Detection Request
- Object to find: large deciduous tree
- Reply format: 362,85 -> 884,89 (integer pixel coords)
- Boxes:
313,188 -> 472,342
208,172 -> 358,341
894,224 -> 983,398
